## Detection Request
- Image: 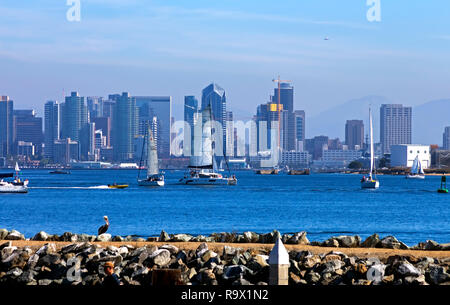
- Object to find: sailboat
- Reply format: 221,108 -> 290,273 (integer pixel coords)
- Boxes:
361,107 -> 379,189
406,156 -> 425,179
0,163 -> 29,193
179,105 -> 237,185
138,125 -> 165,187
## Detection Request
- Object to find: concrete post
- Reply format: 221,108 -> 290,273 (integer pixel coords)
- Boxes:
268,237 -> 290,285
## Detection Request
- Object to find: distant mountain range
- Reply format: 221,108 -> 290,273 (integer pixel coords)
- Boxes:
308,96 -> 450,146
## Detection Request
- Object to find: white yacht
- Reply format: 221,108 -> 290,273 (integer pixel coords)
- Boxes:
179,105 -> 237,186
138,125 -> 164,187
0,163 -> 29,193
406,156 -> 425,179
361,107 -> 379,189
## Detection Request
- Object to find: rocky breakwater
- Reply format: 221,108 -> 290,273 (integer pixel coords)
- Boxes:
1,238 -> 450,286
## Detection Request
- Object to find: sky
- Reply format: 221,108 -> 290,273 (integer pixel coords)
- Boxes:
1,0 -> 450,123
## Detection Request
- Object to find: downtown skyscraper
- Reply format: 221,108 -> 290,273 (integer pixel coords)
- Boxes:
201,83 -> 227,154
61,92 -> 88,142
44,101 -> 61,160
380,104 -> 412,155
345,120 -> 364,150
443,127 -> 450,150
0,96 -> 14,157
113,92 -> 138,162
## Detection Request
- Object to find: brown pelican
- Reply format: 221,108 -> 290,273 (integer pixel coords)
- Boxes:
98,216 -> 109,235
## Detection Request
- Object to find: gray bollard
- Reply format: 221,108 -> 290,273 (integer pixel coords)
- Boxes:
268,237 -> 290,285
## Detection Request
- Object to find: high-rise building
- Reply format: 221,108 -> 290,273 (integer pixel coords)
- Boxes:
201,83 -> 227,153
226,111 -> 234,157
0,96 -> 14,157
134,96 -> 172,157
14,110 -> 43,156
294,110 -> 305,151
271,82 -> 296,152
380,104 -> 412,155
44,101 -> 61,160
61,91 -> 88,142
443,127 -> 450,150
272,82 -> 294,113
345,120 -> 364,150
86,96 -> 104,119
113,92 -> 138,162
91,117 -> 111,147
184,96 -> 199,157
80,122 -> 96,161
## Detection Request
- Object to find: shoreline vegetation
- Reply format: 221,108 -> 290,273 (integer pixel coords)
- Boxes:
1,229 -> 450,286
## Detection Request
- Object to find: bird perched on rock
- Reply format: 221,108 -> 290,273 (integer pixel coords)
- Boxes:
98,216 -> 109,235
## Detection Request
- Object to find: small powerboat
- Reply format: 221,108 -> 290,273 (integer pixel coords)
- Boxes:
50,169 -> 71,174
108,183 -> 129,189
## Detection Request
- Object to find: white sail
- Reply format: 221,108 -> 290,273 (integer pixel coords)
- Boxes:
189,106 -> 213,169
147,127 -> 159,177
418,158 -> 425,175
15,162 -> 20,172
411,156 -> 419,174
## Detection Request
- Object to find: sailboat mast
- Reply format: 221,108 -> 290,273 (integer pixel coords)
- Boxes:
369,107 -> 374,178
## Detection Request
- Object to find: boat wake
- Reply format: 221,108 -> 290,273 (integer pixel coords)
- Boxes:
29,185 -> 111,190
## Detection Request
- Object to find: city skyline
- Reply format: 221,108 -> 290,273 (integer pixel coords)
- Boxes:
1,1 -> 450,128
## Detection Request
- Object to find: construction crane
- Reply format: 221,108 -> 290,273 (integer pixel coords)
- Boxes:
272,76 -> 292,151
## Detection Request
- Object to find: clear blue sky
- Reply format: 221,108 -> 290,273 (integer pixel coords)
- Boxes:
1,0 -> 449,121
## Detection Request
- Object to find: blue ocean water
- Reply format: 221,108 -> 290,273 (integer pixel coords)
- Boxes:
0,169 -> 449,246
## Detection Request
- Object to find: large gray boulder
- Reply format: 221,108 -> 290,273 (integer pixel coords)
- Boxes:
32,231 -> 50,241
150,249 -> 171,267
427,266 -> 450,284
379,236 -> 409,250
242,231 -> 259,243
5,230 -> 25,241
171,234 -> 193,242
286,231 -> 309,245
397,261 -> 421,277
361,233 -> 380,248
334,235 -> 361,248
0,229 -> 8,240
96,233 -> 112,242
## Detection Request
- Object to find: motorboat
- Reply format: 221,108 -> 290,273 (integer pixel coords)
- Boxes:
107,183 -> 129,189
0,163 -> 29,193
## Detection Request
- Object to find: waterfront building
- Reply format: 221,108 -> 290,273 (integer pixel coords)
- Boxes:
226,111 -> 234,157
294,110 -> 305,152
280,151 -> 311,168
0,96 -> 14,157
134,96 -> 172,158
53,138 -> 79,165
17,141 -> 34,158
44,101 -> 61,160
13,110 -> 43,156
443,127 -> 450,150
305,136 -> 329,160
390,144 -> 430,169
113,92 -> 138,162
345,120 -> 364,150
380,104 -> 412,155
